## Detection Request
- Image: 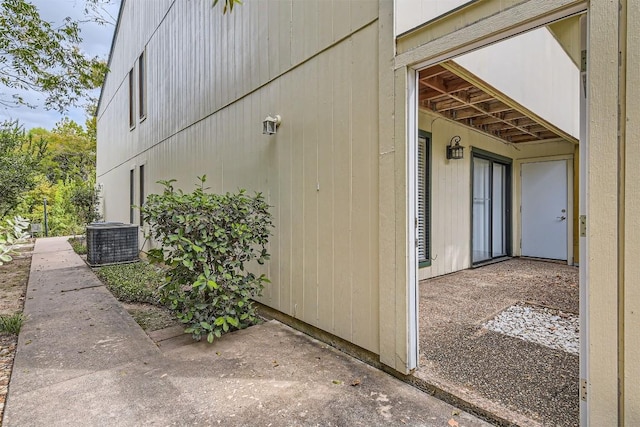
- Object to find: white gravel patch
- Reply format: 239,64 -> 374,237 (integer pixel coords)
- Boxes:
483,304 -> 579,355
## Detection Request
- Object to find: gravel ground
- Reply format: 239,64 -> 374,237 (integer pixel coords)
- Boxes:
0,334 -> 17,423
484,304 -> 579,355
418,258 -> 579,426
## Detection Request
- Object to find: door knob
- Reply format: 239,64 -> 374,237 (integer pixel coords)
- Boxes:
557,216 -> 566,221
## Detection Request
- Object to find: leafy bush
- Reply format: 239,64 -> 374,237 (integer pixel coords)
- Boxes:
0,313 -> 25,335
95,262 -> 163,304
0,216 -> 30,266
142,176 -> 272,343
70,184 -> 101,225
68,236 -> 87,254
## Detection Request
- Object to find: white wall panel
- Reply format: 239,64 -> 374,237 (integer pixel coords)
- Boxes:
395,0 -> 473,35
454,27 -> 580,139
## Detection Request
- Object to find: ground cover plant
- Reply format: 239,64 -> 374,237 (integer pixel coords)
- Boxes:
95,262 -> 162,304
68,236 -> 87,254
93,261 -> 178,331
142,176 -> 272,343
0,313 -> 24,335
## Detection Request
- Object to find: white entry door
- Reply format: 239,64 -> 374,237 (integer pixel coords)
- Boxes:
521,160 -> 568,260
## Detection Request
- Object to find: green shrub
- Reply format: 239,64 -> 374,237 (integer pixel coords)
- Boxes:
142,176 -> 272,343
0,313 -> 25,335
68,237 -> 87,254
95,262 -> 163,304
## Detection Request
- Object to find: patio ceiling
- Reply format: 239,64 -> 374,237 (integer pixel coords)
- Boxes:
418,61 -> 578,144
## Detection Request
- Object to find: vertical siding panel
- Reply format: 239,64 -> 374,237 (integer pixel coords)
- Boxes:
625,3 -> 640,423
303,0 -> 319,60
253,1 -> 268,85
436,137 -> 446,277
350,27 -> 375,349
317,0 -> 334,49
204,3 -> 213,115
302,60 -> 319,323
332,38 -> 353,340
263,90 -> 278,308
278,0 -> 292,74
290,69 -> 305,320
248,2 -> 258,91
316,49 -> 335,332
291,1 -> 304,66
278,75 -> 293,314
237,6 -> 247,100
267,0 -> 280,79
332,0 -> 351,42
212,6 -> 221,111
445,147 -> 453,273
350,0 -> 377,31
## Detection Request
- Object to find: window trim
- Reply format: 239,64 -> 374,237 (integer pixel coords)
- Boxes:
139,164 -> 145,226
469,147 -> 513,266
418,130 -> 432,268
138,50 -> 147,122
128,68 -> 136,130
129,168 -> 135,223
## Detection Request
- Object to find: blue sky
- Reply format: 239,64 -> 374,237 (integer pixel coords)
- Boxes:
0,0 -> 121,131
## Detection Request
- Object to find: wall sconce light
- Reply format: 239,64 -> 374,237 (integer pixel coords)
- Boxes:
262,115 -> 281,135
446,135 -> 464,160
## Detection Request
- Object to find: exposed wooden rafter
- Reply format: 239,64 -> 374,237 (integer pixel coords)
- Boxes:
418,61 -> 579,145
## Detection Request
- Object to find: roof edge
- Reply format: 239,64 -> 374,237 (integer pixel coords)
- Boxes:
95,0 -> 126,118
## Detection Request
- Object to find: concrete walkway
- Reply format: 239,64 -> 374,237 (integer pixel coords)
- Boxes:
4,237 -> 492,426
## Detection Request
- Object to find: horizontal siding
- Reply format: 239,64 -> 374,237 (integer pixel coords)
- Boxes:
97,1 -> 380,353
417,109 -> 575,280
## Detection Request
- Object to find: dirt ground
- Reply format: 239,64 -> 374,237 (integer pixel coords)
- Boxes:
0,245 -> 33,426
0,255 -> 31,316
122,302 -> 181,332
417,258 -> 579,426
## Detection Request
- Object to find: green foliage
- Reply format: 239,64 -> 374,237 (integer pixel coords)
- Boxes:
0,0 -> 108,112
68,237 -> 87,255
35,118 -> 97,184
70,184 -> 101,225
212,0 -> 243,14
0,313 -> 25,335
7,118 -> 98,236
0,121 -> 47,218
95,262 -> 163,304
0,216 -> 30,266
142,176 -> 272,343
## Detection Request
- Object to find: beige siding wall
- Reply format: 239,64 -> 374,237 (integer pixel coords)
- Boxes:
417,110 -> 575,280
97,0 -> 381,353
624,1 -> 639,424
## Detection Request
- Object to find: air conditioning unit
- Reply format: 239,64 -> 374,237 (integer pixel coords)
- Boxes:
86,222 -> 139,266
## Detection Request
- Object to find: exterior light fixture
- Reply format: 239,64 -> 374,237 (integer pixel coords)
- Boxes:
262,115 -> 281,135
446,135 -> 464,160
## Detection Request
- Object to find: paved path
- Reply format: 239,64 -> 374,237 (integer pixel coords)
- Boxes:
4,237 -> 492,426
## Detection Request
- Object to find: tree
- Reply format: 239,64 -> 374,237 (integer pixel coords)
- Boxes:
70,184 -> 101,225
0,0 -> 107,112
0,120 -> 46,219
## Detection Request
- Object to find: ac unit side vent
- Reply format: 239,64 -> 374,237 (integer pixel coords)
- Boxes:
86,222 -> 139,266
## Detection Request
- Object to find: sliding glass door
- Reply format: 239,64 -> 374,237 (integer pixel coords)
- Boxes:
472,151 -> 511,264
